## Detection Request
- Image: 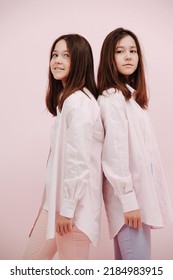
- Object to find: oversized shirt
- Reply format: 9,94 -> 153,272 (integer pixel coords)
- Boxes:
43,88 -> 104,246
98,86 -> 173,239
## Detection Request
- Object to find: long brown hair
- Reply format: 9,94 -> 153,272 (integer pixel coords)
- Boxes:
46,34 -> 97,116
97,28 -> 148,108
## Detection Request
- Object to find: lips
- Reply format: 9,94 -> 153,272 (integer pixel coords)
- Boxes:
123,64 -> 133,66
123,64 -> 133,67
54,67 -> 64,70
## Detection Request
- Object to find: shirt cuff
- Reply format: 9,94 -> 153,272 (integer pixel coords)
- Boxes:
120,191 -> 139,212
60,198 -> 77,218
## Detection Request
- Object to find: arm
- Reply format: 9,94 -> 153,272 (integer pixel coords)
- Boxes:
99,94 -> 141,229
56,101 -> 93,235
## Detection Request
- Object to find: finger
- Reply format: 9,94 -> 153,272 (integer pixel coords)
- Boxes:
57,223 -> 64,236
133,218 -> 138,229
60,225 -> 65,236
128,218 -> 133,227
56,224 -> 62,236
124,216 -> 129,226
63,223 -> 69,234
67,221 -> 73,233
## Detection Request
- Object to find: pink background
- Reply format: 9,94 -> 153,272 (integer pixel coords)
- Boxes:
0,0 -> 173,260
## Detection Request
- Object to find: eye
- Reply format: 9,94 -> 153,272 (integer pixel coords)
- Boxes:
63,53 -> 70,58
115,49 -> 124,54
130,49 -> 137,53
52,53 -> 58,58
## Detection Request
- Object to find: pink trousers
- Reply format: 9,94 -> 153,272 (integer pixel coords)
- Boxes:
23,209 -> 90,260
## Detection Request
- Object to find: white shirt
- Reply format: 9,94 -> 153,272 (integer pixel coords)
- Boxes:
98,86 -> 173,239
44,88 -> 104,246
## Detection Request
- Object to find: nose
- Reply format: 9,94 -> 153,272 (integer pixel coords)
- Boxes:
125,51 -> 131,60
55,55 -> 62,64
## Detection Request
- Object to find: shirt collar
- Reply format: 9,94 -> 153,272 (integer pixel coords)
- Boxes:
102,85 -> 135,96
126,84 -> 136,95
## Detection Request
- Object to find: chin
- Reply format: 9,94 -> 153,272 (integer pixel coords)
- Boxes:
123,72 -> 134,76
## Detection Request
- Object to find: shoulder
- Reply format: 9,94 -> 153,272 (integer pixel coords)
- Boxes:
98,88 -> 126,112
63,88 -> 99,121
64,88 -> 96,109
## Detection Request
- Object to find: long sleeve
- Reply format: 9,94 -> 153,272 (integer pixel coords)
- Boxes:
60,99 -> 93,218
98,92 -> 139,212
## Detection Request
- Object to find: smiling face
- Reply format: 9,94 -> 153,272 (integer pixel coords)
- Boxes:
50,39 -> 71,87
114,35 -> 139,80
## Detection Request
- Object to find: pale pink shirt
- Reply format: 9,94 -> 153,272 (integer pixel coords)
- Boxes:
98,86 -> 173,239
43,88 -> 104,246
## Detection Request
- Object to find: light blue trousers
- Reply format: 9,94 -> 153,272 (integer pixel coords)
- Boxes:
114,224 -> 151,260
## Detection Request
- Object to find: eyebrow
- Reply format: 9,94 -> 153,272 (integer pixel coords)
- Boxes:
52,49 -> 70,53
115,45 -> 137,49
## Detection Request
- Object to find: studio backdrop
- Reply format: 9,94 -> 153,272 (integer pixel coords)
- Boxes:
0,0 -> 173,259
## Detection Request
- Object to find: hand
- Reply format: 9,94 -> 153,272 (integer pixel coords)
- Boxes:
124,209 -> 142,230
56,215 -> 74,236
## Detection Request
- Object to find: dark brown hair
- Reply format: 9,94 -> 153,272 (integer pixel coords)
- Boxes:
97,28 -> 148,108
46,34 -> 97,116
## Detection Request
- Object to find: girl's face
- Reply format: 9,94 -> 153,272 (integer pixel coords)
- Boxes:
114,35 -> 139,80
50,39 -> 71,87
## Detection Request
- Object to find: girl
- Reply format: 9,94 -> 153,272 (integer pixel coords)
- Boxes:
23,34 -> 104,260
97,28 -> 173,260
